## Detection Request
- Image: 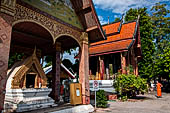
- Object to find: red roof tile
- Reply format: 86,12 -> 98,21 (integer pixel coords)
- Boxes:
103,22 -> 121,35
90,21 -> 137,56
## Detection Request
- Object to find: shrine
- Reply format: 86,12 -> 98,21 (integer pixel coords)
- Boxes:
0,0 -> 105,112
89,16 -> 142,80
4,50 -> 54,112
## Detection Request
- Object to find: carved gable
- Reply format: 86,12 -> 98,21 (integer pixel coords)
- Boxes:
6,50 -> 47,89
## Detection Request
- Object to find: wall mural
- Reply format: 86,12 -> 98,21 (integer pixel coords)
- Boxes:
22,0 -> 83,29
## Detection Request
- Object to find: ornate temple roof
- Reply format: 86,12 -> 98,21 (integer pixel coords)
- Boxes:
89,20 -> 141,56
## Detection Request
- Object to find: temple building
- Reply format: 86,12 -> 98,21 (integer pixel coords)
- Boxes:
89,17 -> 142,80
0,0 -> 106,112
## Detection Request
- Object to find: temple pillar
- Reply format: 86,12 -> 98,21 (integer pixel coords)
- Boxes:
131,49 -> 137,75
51,42 -> 61,102
121,52 -> 126,74
135,58 -> 138,76
105,57 -> 109,80
0,0 -> 15,109
79,32 -> 90,104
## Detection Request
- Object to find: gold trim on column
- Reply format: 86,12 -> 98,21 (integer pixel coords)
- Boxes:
56,42 -> 61,52
80,32 -> 88,45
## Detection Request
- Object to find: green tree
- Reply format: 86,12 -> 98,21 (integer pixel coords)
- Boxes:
114,17 -> 121,22
125,8 -> 155,80
8,52 -> 25,68
151,3 -> 170,80
151,3 -> 170,50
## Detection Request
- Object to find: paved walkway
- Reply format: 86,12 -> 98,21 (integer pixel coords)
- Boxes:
95,92 -> 170,113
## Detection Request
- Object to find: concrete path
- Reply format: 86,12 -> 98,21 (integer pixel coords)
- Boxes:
95,92 -> 170,113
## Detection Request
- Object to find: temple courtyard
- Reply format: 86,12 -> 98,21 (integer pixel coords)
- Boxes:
95,92 -> 170,113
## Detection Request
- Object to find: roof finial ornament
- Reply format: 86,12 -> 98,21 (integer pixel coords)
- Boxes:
121,13 -> 125,23
108,16 -> 109,24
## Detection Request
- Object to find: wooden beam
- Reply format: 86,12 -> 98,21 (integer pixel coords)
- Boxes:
12,29 -> 52,43
75,4 -> 91,14
86,25 -> 98,32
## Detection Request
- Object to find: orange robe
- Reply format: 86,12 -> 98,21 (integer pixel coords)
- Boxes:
157,83 -> 162,97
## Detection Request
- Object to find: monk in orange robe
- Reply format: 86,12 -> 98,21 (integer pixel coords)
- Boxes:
156,81 -> 163,98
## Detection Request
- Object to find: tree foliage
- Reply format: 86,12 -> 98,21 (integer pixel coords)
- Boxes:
125,8 -> 155,80
151,3 -> 170,48
151,3 -> 170,80
8,53 -> 25,69
114,17 -> 121,22
125,3 -> 170,81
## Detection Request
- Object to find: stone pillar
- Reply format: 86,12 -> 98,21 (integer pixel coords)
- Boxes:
0,1 -> 15,111
79,32 -> 90,104
0,16 -> 14,112
51,42 -> 61,102
121,52 -> 126,74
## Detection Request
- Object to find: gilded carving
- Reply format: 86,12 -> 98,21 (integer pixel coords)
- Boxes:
80,32 -> 89,45
13,4 -> 82,45
0,0 -> 16,16
11,50 -> 47,89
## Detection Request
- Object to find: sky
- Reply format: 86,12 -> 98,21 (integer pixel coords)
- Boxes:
93,0 -> 170,25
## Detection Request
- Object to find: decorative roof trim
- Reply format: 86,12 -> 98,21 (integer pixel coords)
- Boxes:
117,14 -> 124,33
128,15 -> 140,50
90,49 -> 128,57
90,38 -> 133,47
89,0 -> 106,40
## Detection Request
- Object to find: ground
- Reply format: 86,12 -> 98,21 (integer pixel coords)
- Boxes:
94,92 -> 170,113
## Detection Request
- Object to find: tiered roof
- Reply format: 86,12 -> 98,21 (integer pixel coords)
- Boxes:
89,20 -> 140,56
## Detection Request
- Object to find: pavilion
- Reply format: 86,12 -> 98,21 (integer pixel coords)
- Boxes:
89,17 -> 142,80
0,0 -> 106,112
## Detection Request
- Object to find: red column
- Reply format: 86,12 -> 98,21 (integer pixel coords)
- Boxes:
0,14 -> 13,111
135,59 -> 138,76
121,53 -> 126,74
50,43 -> 61,102
79,33 -> 90,104
131,50 -> 137,75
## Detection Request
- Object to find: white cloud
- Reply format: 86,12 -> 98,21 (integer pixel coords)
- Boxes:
98,15 -> 108,25
93,0 -> 170,14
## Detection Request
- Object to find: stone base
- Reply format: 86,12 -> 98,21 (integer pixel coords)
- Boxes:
49,104 -> 94,113
4,88 -> 55,112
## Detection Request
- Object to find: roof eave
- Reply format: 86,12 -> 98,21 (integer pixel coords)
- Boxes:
89,0 -> 106,41
90,49 -> 128,57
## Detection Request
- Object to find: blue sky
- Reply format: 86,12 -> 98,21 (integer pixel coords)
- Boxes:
93,0 -> 170,25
